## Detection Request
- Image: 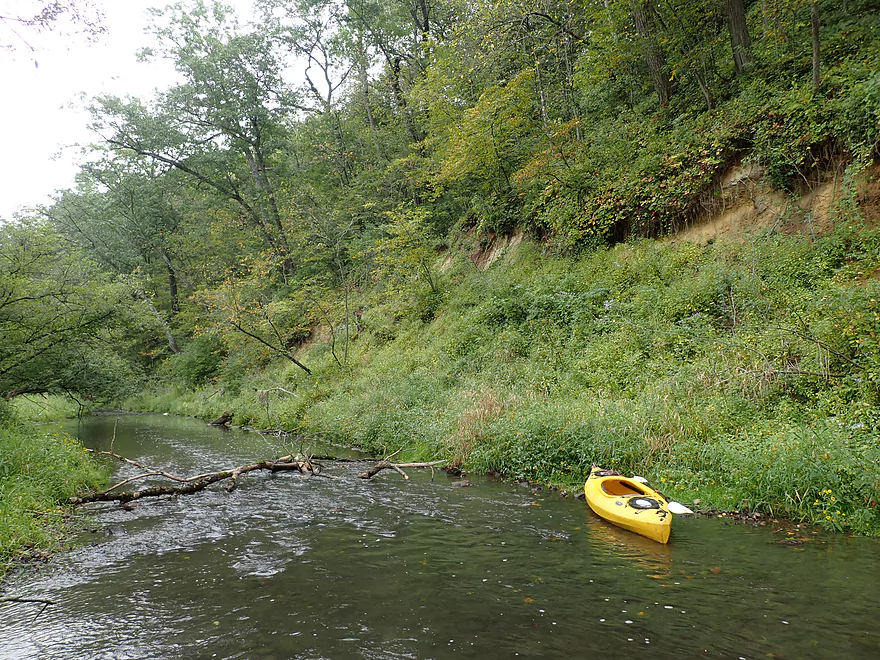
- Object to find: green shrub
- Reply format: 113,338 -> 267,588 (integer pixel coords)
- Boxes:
0,424 -> 108,578
171,334 -> 226,388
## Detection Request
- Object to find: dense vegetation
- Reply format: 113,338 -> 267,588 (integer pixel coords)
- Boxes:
0,405 -> 108,580
130,221 -> 880,534
2,0 -> 880,549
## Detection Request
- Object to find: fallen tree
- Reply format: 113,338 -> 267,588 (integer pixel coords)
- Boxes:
69,449 -> 447,507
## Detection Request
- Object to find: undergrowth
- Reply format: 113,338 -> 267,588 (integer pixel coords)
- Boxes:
0,413 -> 108,580
128,214 -> 880,535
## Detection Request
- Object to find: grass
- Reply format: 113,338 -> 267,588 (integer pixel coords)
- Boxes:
126,213 -> 880,535
0,421 -> 109,580
10,395 -> 85,423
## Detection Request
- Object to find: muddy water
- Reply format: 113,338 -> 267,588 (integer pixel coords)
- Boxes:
1,414 -> 879,659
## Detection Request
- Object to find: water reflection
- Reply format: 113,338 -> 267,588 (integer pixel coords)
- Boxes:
587,512 -> 673,580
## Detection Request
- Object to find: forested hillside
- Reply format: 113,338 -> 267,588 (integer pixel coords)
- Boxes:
3,0 -> 880,534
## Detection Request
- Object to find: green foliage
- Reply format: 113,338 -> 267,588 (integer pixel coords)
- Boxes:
0,219 -> 150,400
171,334 -> 227,388
13,0 -> 880,546
371,204 -> 443,294
0,424 -> 108,578
10,395 -> 84,423
126,223 -> 880,535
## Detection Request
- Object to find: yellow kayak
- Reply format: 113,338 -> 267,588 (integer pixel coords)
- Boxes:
584,466 -> 672,544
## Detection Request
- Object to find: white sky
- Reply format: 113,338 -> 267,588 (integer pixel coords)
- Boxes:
0,0 -> 254,221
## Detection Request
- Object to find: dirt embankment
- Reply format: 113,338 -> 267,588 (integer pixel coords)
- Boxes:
673,161 -> 880,244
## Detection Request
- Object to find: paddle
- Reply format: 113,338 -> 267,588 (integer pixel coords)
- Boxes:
632,476 -> 694,515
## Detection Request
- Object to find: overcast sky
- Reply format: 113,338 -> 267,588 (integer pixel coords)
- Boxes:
0,0 -> 254,221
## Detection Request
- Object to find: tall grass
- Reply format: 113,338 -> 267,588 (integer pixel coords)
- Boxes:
10,395 -> 84,422
129,218 -> 880,534
0,423 -> 108,579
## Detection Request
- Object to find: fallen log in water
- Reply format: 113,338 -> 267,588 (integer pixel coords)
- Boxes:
70,448 -> 447,507
70,450 -> 317,505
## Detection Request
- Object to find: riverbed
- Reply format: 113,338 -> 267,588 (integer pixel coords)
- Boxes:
1,414 -> 878,659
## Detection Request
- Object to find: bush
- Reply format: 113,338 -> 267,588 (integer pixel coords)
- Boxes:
0,424 -> 108,578
171,334 -> 227,388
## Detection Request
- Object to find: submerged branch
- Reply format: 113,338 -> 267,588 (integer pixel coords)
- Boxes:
0,597 -> 55,620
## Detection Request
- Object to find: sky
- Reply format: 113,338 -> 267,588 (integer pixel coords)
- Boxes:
0,0 -> 254,221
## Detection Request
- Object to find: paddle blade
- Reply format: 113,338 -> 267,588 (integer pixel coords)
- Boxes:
667,501 -> 694,515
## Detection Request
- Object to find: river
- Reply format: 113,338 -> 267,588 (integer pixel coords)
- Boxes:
1,413 -> 879,659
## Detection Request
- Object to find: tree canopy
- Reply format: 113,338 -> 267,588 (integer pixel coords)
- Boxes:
2,0 -> 876,398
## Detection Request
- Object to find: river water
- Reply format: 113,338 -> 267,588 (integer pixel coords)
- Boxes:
1,414 -> 879,659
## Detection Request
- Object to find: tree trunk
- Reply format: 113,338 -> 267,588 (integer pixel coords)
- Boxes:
693,66 -> 713,111
725,0 -> 753,74
631,2 -> 671,105
356,33 -> 382,162
389,56 -> 423,144
156,248 -> 179,314
136,290 -> 180,354
167,263 -> 179,314
811,1 -> 820,95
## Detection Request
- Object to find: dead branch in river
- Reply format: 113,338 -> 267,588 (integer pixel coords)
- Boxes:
70,449 -> 447,507
357,460 -> 447,479
70,450 -> 318,505
353,446 -> 446,479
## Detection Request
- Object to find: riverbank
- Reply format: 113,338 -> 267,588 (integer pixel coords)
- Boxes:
0,419 -> 108,581
121,214 -> 880,536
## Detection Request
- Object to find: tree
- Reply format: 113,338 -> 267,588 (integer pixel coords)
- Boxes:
0,0 -> 104,56
91,1 -> 304,274
631,0 -> 672,105
371,203 -> 440,295
0,219 -> 148,399
197,269 -> 314,375
47,163 -> 190,354
725,0 -> 753,74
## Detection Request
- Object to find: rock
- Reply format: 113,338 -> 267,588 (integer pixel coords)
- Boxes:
451,480 -> 471,488
574,492 -> 586,500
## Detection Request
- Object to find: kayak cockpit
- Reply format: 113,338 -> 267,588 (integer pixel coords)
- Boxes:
600,479 -> 647,497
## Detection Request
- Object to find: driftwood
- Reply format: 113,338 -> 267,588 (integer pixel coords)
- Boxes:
70,450 -> 317,505
352,446 -> 446,479
70,448 -> 447,507
357,460 -> 447,479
